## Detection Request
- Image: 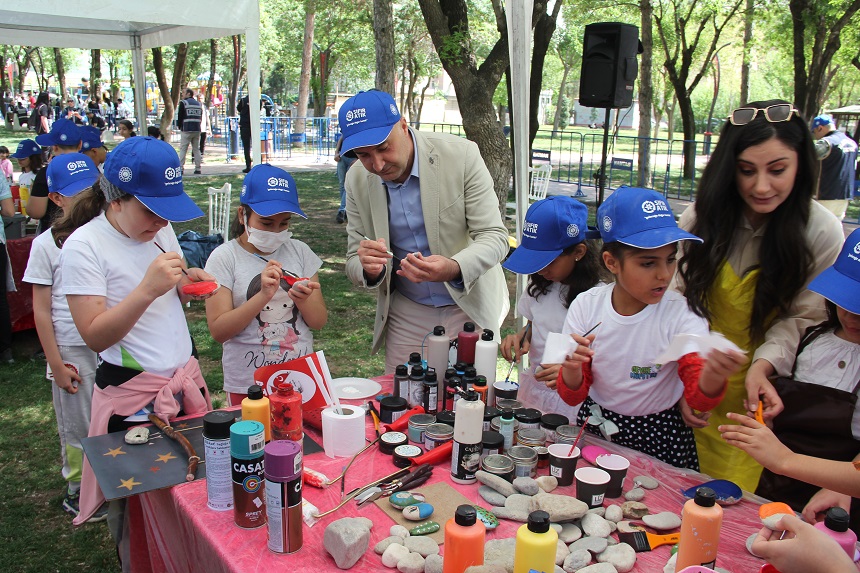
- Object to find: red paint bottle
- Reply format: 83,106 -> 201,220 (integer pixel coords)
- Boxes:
270,383 -> 303,443
457,322 -> 479,365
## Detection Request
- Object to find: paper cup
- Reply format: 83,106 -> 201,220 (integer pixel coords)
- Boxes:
548,444 -> 580,487
492,381 -> 519,404
595,453 -> 630,498
575,467 -> 610,508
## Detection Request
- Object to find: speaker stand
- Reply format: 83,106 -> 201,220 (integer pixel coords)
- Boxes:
594,107 -> 612,208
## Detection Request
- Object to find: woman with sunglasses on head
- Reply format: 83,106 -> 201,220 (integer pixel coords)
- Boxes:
674,100 -> 845,492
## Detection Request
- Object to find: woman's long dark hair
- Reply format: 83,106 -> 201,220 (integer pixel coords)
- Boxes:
679,99 -> 817,343
527,240 -> 608,308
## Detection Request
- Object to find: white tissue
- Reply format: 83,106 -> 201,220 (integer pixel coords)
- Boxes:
541,332 -> 577,364
655,332 -> 746,364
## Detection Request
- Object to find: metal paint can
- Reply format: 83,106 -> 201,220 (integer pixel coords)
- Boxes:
264,440 -> 303,553
230,420 -> 267,529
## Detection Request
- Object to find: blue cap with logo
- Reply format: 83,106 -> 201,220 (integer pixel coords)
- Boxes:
240,164 -> 307,218
46,153 -> 99,197
504,196 -> 598,274
103,136 -> 203,222
808,228 -> 860,315
597,186 -> 701,248
11,139 -> 41,158
338,90 -> 401,156
80,126 -> 104,150
35,118 -> 82,147
812,114 -> 833,130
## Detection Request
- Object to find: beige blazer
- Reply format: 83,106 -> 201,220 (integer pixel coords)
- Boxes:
344,129 -> 510,353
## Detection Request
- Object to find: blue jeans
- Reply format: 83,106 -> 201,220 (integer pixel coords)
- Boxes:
336,156 -> 356,212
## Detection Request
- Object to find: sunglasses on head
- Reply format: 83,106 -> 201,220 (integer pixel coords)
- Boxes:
728,104 -> 799,126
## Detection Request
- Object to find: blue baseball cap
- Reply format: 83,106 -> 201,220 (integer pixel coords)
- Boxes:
11,139 -> 41,158
240,164 -> 306,218
338,90 -> 402,155
35,118 -> 82,147
46,153 -> 98,197
812,114 -> 833,130
80,126 -> 104,150
504,196 -> 598,274
808,228 -> 860,315
103,137 -> 204,222
597,186 -> 701,248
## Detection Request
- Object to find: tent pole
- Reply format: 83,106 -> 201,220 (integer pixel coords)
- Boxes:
246,4 -> 262,166
131,36 -> 148,133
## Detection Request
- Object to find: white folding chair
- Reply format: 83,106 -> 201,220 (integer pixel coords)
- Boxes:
208,182 -> 232,237
528,162 -> 552,202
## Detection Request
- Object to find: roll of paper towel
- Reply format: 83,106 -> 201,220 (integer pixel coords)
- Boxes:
321,405 -> 366,458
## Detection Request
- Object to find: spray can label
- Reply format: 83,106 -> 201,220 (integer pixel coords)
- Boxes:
204,436 -> 233,511
450,440 -> 482,482
265,475 -> 303,553
232,454 -> 266,528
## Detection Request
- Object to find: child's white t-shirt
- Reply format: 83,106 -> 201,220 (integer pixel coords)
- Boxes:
60,213 -> 192,378
17,171 -> 36,188
23,230 -> 85,347
562,282 -> 709,416
204,238 -> 323,394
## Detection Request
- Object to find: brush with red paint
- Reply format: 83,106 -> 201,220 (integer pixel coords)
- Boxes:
252,252 -> 309,287
154,242 -> 220,296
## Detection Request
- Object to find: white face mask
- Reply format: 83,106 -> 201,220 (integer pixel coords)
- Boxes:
245,216 -> 292,253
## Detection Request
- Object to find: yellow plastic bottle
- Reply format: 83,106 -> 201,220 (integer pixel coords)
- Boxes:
514,510 -> 558,573
241,385 -> 271,442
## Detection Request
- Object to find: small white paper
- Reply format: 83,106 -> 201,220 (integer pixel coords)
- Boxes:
655,332 -> 746,364
541,332 -> 577,364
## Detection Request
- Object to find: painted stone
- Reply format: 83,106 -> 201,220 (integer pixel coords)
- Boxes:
409,521 -> 440,535
403,503 -> 434,521
474,506 -> 499,530
389,491 -> 426,509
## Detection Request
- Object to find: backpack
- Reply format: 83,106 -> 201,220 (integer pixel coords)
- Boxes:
28,105 -> 42,131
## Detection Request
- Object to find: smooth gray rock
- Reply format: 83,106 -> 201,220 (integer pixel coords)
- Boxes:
642,512 -> 681,530
604,505 -> 623,523
484,538 -> 517,571
581,513 -> 612,538
425,554 -> 443,573
559,523 -> 583,543
555,566 -> 565,573
396,552 -> 425,573
576,564 -> 618,573
620,501 -> 649,519
324,517 -> 373,569
537,475 -> 559,493
390,524 -> 411,539
569,536 -> 608,555
505,493 -> 534,513
633,475 -> 659,490
623,488 -> 645,502
381,543 -> 410,568
586,507 -> 606,517
606,536 -> 618,546
762,513 -> 791,531
597,543 -> 636,573
476,470 -> 517,497
563,549 -> 592,572
513,476 -> 540,495
491,506 -> 530,522
616,521 -> 643,534
479,485 -> 508,507
550,523 -> 563,533
375,536 -> 405,555
404,536 -> 439,557
530,493 -> 589,522
556,539 -> 571,565
746,532 -> 763,557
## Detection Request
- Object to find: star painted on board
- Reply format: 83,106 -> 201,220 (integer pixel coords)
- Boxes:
118,477 -> 142,491
156,452 -> 177,463
104,447 -> 126,458
176,423 -> 189,429
149,466 -> 161,473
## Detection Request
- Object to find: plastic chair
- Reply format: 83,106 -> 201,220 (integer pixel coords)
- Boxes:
528,162 -> 552,202
208,182 -> 232,237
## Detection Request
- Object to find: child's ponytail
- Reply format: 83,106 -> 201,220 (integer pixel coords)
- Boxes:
52,179 -> 108,248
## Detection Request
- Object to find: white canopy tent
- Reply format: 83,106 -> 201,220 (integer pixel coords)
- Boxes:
1,0 -> 263,163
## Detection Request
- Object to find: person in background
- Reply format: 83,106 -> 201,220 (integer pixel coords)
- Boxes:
84,108 -> 106,134
10,139 -> 43,188
33,92 -> 52,136
341,90 -> 509,374
177,88 -> 203,175
116,119 -> 135,140
811,114 -> 858,221
146,126 -> 165,140
102,94 -> 115,130
80,126 -> 107,170
0,146 -> 12,182
333,134 -> 355,224
15,99 -> 29,127
22,153 -> 103,521
197,92 -> 211,157
28,118 -> 83,235
0,176 -> 14,363
676,100 -> 845,491
62,98 -> 85,126
115,98 -> 131,124
237,94 -> 252,173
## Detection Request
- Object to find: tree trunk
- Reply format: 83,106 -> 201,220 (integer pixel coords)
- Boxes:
90,49 -> 102,101
552,65 -> 570,132
206,39 -> 217,108
295,0 -> 315,146
54,48 -> 67,101
529,1 -> 560,148
152,46 -> 187,133
676,92 -> 697,179
171,44 -> 188,111
374,0 -> 396,95
637,0 -> 653,187
739,0 -> 754,106
229,35 -> 242,116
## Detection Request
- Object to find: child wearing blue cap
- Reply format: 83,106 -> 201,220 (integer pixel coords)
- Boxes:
501,196 -> 607,415
720,228 -> 860,524
558,187 -> 745,469
205,164 -> 327,405
22,153 -> 102,521
10,138 -> 43,191
57,136 -> 217,525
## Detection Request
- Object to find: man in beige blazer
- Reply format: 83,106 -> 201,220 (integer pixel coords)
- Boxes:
340,90 -> 510,373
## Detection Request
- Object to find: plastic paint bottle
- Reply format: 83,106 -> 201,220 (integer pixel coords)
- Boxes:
443,505 -> 486,573
265,440 -> 303,554
498,408 -> 516,452
230,420 -> 267,529
514,510 -> 558,573
447,376 -> 463,412
408,365 -> 425,408
202,410 -> 236,511
427,326 -> 450,388
474,329 -> 498,394
241,385 -> 271,442
473,375 -> 488,405
408,351 -> 423,371
393,364 -> 409,400
462,366 -> 478,392
457,322 -> 479,365
450,389 -> 484,484
269,383 -> 303,443
675,487 -> 722,571
814,507 -> 857,558
442,368 -> 457,410
423,369 -> 439,415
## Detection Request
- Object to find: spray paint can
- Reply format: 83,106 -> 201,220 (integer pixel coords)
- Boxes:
231,420 -> 267,529
203,410 -> 236,511
265,440 -> 303,554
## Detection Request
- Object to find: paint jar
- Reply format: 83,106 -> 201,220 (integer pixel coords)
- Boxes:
496,398 -> 524,412
436,410 -> 456,427
535,446 -> 550,469
407,413 -> 437,444
230,420 -> 267,529
540,414 -> 570,445
517,428 -> 547,450
424,423 -> 454,450
264,440 -> 302,554
481,431 -> 504,460
483,407 -> 500,432
514,408 -> 543,430
481,454 -> 515,482
380,431 -> 408,455
508,445 -> 539,478
269,383 -> 302,443
203,410 -> 236,511
554,425 -> 581,445
379,396 -> 408,424
393,444 -> 422,468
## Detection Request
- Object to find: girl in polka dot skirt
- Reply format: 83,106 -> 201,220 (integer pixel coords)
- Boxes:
557,187 -> 745,470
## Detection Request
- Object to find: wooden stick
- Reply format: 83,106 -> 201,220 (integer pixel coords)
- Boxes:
148,414 -> 199,481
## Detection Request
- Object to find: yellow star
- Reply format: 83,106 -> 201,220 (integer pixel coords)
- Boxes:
156,452 -> 177,463
104,447 -> 126,458
118,477 -> 142,491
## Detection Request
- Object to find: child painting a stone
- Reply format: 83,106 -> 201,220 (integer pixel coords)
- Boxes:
557,187 -> 745,469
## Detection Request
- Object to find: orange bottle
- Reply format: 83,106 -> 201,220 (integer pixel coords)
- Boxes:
675,487 -> 723,571
443,505 -> 486,573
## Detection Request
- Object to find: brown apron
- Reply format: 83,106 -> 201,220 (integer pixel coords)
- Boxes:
756,325 -> 860,532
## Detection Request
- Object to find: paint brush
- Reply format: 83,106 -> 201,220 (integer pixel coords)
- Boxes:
503,322 -> 532,386
567,416 -> 589,456
153,242 -> 189,276
618,530 -> 680,552
350,230 -> 394,256
251,252 -> 301,278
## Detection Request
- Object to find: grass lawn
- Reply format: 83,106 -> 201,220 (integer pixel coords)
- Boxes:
0,127 -> 520,571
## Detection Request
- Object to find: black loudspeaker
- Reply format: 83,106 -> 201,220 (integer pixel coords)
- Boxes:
579,22 -> 641,109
